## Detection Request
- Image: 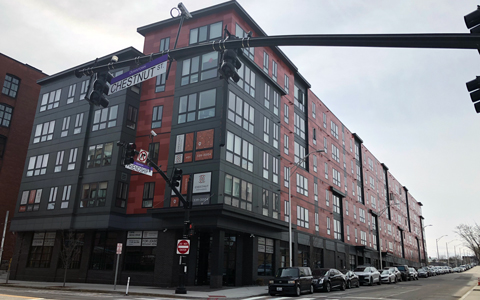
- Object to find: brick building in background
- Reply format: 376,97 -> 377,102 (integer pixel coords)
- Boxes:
0,53 -> 47,266
9,1 -> 428,288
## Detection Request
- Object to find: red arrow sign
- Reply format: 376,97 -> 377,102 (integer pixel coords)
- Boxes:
176,239 -> 190,255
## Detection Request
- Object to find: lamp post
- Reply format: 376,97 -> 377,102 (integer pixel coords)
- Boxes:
288,149 -> 325,267
446,239 -> 457,267
422,225 -> 432,266
371,194 -> 399,270
436,235 -> 447,262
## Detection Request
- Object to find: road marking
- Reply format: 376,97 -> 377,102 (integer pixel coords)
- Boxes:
0,295 -> 44,300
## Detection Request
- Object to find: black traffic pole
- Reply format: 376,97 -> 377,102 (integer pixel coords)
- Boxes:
175,176 -> 192,294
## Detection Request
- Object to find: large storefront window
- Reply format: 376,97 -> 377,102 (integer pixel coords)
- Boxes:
90,232 -> 117,270
223,234 -> 236,286
28,232 -> 56,268
297,245 -> 310,267
257,237 -> 274,276
124,231 -> 158,272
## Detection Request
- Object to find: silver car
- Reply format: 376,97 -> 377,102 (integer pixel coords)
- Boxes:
354,266 -> 381,286
381,269 -> 397,284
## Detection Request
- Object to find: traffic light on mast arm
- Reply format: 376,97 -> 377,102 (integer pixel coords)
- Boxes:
124,143 -> 136,165
171,167 -> 183,187
466,77 -> 480,113
87,71 -> 113,108
218,28 -> 242,83
465,6 -> 480,34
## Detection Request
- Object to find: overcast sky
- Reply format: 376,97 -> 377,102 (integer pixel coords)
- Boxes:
1,0 -> 479,259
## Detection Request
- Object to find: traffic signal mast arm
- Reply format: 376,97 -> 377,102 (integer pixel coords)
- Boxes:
74,33 -> 480,77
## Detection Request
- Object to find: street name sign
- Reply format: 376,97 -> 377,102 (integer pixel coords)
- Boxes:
109,54 -> 168,95
125,161 -> 153,176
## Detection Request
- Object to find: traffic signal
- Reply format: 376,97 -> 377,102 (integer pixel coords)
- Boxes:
87,72 -> 113,108
124,143 -> 136,165
219,48 -> 242,83
185,221 -> 195,237
466,77 -> 480,113
465,6 -> 480,34
172,168 -> 183,187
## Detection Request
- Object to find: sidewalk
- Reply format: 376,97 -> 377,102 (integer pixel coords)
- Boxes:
0,273 -> 268,299
460,267 -> 480,300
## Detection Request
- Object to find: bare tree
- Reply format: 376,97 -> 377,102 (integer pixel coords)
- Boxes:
59,230 -> 83,287
455,224 -> 480,263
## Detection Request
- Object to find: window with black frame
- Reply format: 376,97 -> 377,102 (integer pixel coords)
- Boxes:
189,22 -> 222,45
124,247 -> 155,272
89,232 -> 117,270
181,52 -> 218,86
80,182 -> 108,207
2,74 -> 20,98
257,237 -> 274,276
0,135 -> 6,158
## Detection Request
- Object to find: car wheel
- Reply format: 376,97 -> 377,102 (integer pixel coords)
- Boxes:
324,282 -> 331,293
377,278 -> 382,285
295,285 -> 301,296
341,281 -> 346,291
356,280 -> 360,288
269,292 -> 276,296
369,277 -> 374,286
310,284 -> 314,294
346,280 -> 351,289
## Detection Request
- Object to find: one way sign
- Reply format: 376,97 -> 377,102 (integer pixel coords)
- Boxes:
137,149 -> 149,164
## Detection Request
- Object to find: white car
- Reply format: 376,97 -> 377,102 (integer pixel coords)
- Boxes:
381,269 -> 397,284
354,266 -> 381,286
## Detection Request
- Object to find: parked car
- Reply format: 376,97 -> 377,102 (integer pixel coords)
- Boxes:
341,270 -> 360,289
417,267 -> 429,278
427,266 -> 437,276
380,269 -> 397,284
394,265 -> 412,281
409,268 -> 419,280
268,267 -> 313,296
384,267 -> 402,282
354,266 -> 381,286
312,268 -> 346,292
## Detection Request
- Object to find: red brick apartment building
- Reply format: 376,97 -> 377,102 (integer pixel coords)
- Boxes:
0,53 -> 46,265
9,1 -> 428,288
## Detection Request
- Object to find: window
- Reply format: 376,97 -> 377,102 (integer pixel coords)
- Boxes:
324,137 -> 328,153
148,143 -> 159,165
28,232 -> 55,268
273,91 -> 279,115
224,174 -> 252,211
272,157 -> 279,184
68,148 -> 78,170
142,182 -> 155,208
332,144 -> 340,162
313,154 -> 317,173
314,182 -> 318,201
284,166 -> 289,188
331,121 -> 339,139
262,189 -> 269,216
126,105 -> 138,130
315,213 -> 319,231
347,225 -> 350,241
284,134 -> 289,155
79,79 -> 89,100
284,104 -> 289,123
228,91 -> 255,134
284,75 -> 289,94
33,120 -> 55,143
40,89 -> 61,112
0,135 -> 6,158
2,74 -> 20,98
226,131 -> 253,172
178,89 -> 216,123
294,142 -> 305,167
297,206 -> 309,228
189,22 -> 222,44
181,52 -> 218,85
323,112 -> 327,128
61,116 -> 70,137
235,24 -> 255,60
296,173 -> 308,196
263,151 -> 269,179
284,200 -> 290,222
333,168 -> 341,186
66,83 -> 76,104
371,195 -> 376,209
47,186 -> 58,210
61,185 -> 71,209
333,195 -> 341,214
327,217 -> 331,235
92,105 -> 118,131
74,113 -> 83,134
0,104 -> 13,127
324,162 -> 329,179
125,245 -> 155,272
263,51 -> 269,73
345,200 -> 349,215
80,182 -> 108,207
334,219 -> 342,240
27,154 -> 49,176
54,150 -> 64,172
370,176 -> 375,189
257,237 -> 274,276
294,85 -> 305,111
264,83 -> 270,108
272,193 -> 280,219
272,61 -> 278,81
312,102 -> 316,119
236,64 -> 256,98
361,231 -> 367,245
155,71 -> 166,93
87,142 -> 113,168
19,189 -> 42,212
294,113 -> 305,139
326,190 -> 330,206
115,182 -> 128,208
263,117 -> 270,143
90,232 -> 117,270
273,123 -> 279,149
152,105 -> 163,128
359,208 -> 366,223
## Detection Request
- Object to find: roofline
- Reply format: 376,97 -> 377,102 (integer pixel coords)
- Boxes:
137,0 -> 307,86
0,52 -> 48,76
37,47 -> 143,85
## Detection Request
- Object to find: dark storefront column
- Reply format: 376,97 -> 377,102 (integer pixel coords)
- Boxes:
210,229 -> 225,288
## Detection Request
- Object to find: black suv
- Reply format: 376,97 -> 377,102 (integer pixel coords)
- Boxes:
268,267 -> 313,296
394,265 -> 412,281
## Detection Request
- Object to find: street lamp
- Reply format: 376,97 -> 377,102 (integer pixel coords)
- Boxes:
436,235 -> 447,262
446,239 -> 457,267
288,149 -> 325,267
422,224 -> 432,266
370,194 -> 399,270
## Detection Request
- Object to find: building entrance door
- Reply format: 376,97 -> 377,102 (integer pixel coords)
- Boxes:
223,234 -> 236,286
195,233 -> 211,285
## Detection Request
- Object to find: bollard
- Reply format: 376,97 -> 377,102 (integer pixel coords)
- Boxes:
126,277 -> 130,295
478,277 -> 480,286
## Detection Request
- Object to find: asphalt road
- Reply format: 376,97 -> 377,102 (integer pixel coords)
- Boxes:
0,271 -> 476,300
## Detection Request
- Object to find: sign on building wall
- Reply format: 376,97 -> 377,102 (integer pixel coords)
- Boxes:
174,129 -> 214,164
127,230 -> 158,247
193,172 -> 211,194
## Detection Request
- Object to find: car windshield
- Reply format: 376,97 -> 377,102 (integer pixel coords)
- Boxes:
396,266 -> 406,271
381,270 -> 390,275
354,267 -> 366,272
312,269 -> 329,276
276,268 -> 299,278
